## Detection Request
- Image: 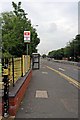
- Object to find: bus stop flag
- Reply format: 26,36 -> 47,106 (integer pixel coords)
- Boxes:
24,31 -> 30,43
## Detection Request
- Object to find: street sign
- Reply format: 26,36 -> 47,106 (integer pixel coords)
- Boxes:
24,31 -> 30,43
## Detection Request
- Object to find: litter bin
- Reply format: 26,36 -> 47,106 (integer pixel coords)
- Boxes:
32,53 -> 40,70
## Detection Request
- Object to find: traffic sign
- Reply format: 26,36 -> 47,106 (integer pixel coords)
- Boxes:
24,31 -> 30,43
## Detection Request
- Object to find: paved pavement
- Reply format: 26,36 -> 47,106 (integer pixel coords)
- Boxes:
15,59 -> 79,119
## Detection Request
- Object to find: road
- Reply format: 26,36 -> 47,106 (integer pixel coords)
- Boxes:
15,58 -> 79,118
46,59 -> 80,89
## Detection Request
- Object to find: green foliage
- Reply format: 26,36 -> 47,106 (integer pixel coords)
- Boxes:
3,51 -> 12,58
48,34 -> 80,61
48,48 -> 64,60
1,2 -> 40,57
42,54 -> 46,58
0,17 -> 2,55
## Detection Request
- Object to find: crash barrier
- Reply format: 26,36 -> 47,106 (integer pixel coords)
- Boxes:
0,55 -> 32,117
48,58 -> 80,67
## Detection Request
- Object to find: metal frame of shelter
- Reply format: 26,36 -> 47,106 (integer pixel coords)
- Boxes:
32,53 -> 40,70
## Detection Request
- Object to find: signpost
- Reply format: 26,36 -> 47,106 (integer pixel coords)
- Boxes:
24,31 -> 30,55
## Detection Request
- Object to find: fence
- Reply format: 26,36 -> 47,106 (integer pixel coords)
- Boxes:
22,55 -> 31,76
2,55 -> 31,87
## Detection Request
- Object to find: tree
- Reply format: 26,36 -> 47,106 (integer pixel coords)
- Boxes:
48,48 -> 64,60
0,17 -> 2,57
42,54 -> 46,58
48,34 -> 80,61
2,2 -> 40,57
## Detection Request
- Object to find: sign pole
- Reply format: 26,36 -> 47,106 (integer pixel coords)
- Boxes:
24,31 -> 30,70
27,44 -> 28,55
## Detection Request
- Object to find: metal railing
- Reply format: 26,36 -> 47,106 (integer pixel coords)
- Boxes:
2,55 -> 31,87
1,56 -> 31,117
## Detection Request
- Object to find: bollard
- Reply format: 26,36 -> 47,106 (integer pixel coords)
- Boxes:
2,58 -> 9,118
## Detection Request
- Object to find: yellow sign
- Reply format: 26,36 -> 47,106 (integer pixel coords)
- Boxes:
3,68 -> 8,75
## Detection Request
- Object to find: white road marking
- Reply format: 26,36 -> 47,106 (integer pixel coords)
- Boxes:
42,72 -> 48,74
35,90 -> 48,98
21,108 -> 24,110
73,69 -> 78,71
59,68 -> 65,71
42,67 -> 45,68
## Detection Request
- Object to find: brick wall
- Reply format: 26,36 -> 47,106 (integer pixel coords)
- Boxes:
9,70 -> 32,116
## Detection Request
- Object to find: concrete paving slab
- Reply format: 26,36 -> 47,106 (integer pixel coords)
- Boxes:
35,90 -> 48,98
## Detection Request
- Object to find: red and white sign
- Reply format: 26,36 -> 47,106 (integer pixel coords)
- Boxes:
24,31 -> 30,43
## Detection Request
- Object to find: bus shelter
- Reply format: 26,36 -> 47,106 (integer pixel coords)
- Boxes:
32,53 -> 40,70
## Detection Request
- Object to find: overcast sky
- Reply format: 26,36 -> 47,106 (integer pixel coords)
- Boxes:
0,0 -> 79,55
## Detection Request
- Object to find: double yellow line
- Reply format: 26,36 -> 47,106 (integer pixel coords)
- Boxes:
46,65 -> 80,89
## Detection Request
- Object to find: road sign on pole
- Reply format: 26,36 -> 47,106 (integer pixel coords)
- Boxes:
24,31 -> 30,43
